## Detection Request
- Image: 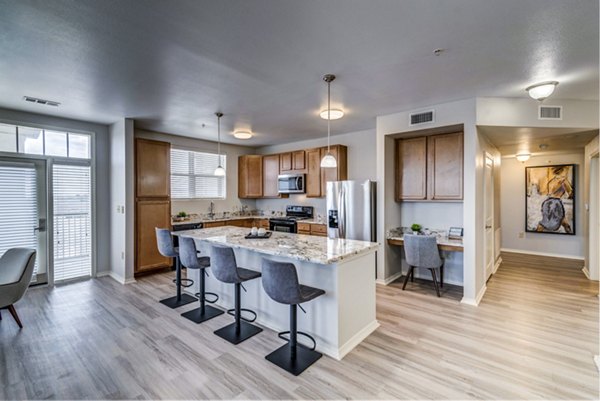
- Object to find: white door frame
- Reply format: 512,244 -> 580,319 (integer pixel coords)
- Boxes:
589,154 -> 599,281
484,152 -> 495,281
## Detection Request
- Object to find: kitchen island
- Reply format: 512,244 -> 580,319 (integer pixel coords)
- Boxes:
174,226 -> 379,360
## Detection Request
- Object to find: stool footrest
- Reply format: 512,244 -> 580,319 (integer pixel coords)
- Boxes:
227,308 -> 257,323
173,278 -> 194,288
194,291 -> 219,304
277,330 -> 317,351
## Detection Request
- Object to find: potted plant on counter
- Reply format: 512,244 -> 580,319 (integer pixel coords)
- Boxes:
411,223 -> 422,235
174,211 -> 188,222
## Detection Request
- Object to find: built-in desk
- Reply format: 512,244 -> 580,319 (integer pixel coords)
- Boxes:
387,236 -> 463,252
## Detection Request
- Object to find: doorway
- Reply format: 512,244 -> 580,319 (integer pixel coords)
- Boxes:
589,155 -> 599,280
484,153 -> 495,281
0,158 -> 48,284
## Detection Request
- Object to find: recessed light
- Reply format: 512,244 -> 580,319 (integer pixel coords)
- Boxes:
539,143 -> 549,150
233,131 -> 253,139
526,81 -> 558,101
320,109 -> 344,120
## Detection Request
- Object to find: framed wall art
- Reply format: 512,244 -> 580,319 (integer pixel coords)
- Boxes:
525,164 -> 575,235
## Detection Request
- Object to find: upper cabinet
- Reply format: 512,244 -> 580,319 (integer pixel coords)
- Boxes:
280,150 -> 306,173
262,154 -> 281,198
136,138 -> 171,198
306,148 -> 322,197
239,155 -> 263,198
395,132 -> 463,202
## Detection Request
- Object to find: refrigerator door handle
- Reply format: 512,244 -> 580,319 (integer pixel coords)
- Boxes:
338,186 -> 346,238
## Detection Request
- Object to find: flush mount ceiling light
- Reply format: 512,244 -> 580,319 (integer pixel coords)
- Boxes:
214,112 -> 226,176
233,131 -> 253,140
516,153 -> 531,162
320,74 -> 338,168
526,81 -> 559,101
319,109 -> 344,120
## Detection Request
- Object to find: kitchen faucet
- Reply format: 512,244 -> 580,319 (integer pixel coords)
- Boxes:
208,201 -> 215,219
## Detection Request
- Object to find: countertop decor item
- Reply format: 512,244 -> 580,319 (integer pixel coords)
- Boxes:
411,223 -> 422,234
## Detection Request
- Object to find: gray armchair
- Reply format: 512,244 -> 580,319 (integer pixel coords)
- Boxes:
0,248 -> 36,328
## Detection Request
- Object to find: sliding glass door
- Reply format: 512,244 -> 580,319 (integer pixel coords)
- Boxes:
0,158 -> 48,284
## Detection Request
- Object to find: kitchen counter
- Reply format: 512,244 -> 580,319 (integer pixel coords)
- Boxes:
174,226 -> 379,265
387,234 -> 463,252
174,226 -> 379,360
172,215 -> 267,226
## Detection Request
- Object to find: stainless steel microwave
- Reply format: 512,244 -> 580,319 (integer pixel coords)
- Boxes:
277,174 -> 305,194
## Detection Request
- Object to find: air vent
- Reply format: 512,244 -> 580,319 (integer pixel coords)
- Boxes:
23,96 -> 60,107
539,105 -> 562,120
409,110 -> 434,125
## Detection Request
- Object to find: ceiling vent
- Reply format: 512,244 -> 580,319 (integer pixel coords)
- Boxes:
23,96 -> 60,107
539,105 -> 562,120
409,110 -> 434,126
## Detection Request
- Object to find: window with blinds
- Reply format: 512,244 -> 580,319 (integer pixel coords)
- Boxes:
0,163 -> 39,278
53,164 -> 92,281
171,148 -> 226,199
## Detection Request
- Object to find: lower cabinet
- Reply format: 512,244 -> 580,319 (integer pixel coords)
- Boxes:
297,222 -> 327,236
203,221 -> 226,228
135,200 -> 171,273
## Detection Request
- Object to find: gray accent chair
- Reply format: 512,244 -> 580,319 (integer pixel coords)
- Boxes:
0,248 -> 36,328
261,258 -> 325,376
211,244 -> 262,344
402,234 -> 444,297
178,236 -> 223,324
155,228 -> 196,308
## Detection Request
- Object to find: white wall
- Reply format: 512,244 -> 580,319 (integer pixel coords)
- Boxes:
135,128 -> 257,216
109,119 -> 135,283
500,152 -> 585,259
255,129 -> 376,217
0,107 -> 111,274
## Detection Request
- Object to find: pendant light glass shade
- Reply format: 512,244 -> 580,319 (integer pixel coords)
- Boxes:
320,74 -> 338,168
214,112 -> 225,176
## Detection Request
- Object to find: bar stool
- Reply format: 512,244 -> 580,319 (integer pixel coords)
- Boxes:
210,244 -> 262,344
402,234 -> 445,297
155,228 -> 196,308
261,259 -> 325,376
178,236 -> 224,323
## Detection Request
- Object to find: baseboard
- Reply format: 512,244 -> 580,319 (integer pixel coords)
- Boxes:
100,271 -> 136,285
582,267 -> 591,280
493,257 -> 502,274
336,320 -> 380,360
375,271 -> 403,286
461,284 -> 487,307
500,248 -> 584,261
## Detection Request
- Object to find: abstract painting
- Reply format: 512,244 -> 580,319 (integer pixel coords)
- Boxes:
525,164 -> 575,235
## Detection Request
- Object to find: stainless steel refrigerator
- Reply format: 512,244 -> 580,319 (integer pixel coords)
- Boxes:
326,180 -> 376,242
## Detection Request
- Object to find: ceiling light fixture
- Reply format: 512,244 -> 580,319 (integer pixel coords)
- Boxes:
214,112 -> 226,176
320,109 -> 344,120
320,74 -> 338,168
516,153 -> 531,162
233,131 -> 253,140
526,81 -> 559,101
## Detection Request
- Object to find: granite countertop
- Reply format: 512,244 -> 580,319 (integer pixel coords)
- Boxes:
174,226 -> 379,265
296,218 -> 326,225
172,215 -> 267,226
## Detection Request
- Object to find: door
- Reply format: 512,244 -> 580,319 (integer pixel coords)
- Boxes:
484,154 -> 494,281
136,200 -> 171,273
0,158 -> 48,284
589,156 -> 599,280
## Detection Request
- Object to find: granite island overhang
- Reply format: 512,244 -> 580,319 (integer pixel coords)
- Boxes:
174,226 -> 380,360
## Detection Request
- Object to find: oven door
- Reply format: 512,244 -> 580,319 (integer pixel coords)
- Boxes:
269,220 -> 297,233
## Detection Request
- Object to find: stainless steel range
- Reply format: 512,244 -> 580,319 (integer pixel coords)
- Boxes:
269,205 -> 314,233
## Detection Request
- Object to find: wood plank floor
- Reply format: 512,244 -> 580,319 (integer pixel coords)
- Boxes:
1,254 -> 598,400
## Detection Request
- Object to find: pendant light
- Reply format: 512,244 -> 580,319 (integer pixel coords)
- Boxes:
320,74 -> 338,168
214,112 -> 226,176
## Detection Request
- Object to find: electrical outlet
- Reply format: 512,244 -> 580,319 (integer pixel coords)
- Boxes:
121,251 -> 125,260
116,205 -> 120,213
120,206 -> 125,214
518,232 -> 525,239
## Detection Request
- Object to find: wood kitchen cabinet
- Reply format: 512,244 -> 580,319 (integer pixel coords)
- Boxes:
238,155 -> 263,198
136,138 -> 170,198
280,150 -> 306,173
320,145 -> 348,196
306,148 -> 322,197
262,154 -> 281,198
395,132 -> 463,202
203,221 -> 226,228
297,222 -> 327,236
135,200 -> 172,273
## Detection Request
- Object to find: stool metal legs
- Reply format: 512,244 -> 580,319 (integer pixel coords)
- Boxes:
214,283 -> 262,344
265,304 -> 322,376
181,269 -> 224,323
160,256 -> 197,308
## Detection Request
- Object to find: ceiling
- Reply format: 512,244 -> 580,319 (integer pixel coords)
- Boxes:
478,126 -> 599,155
0,0 -> 598,146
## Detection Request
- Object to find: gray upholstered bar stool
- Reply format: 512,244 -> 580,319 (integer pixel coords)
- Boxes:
261,259 -> 325,376
155,228 -> 196,308
402,234 -> 445,297
178,236 -> 224,323
210,244 -> 262,344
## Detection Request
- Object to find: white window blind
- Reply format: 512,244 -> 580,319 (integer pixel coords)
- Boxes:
53,164 -> 92,281
171,148 -> 226,199
0,164 -> 39,278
